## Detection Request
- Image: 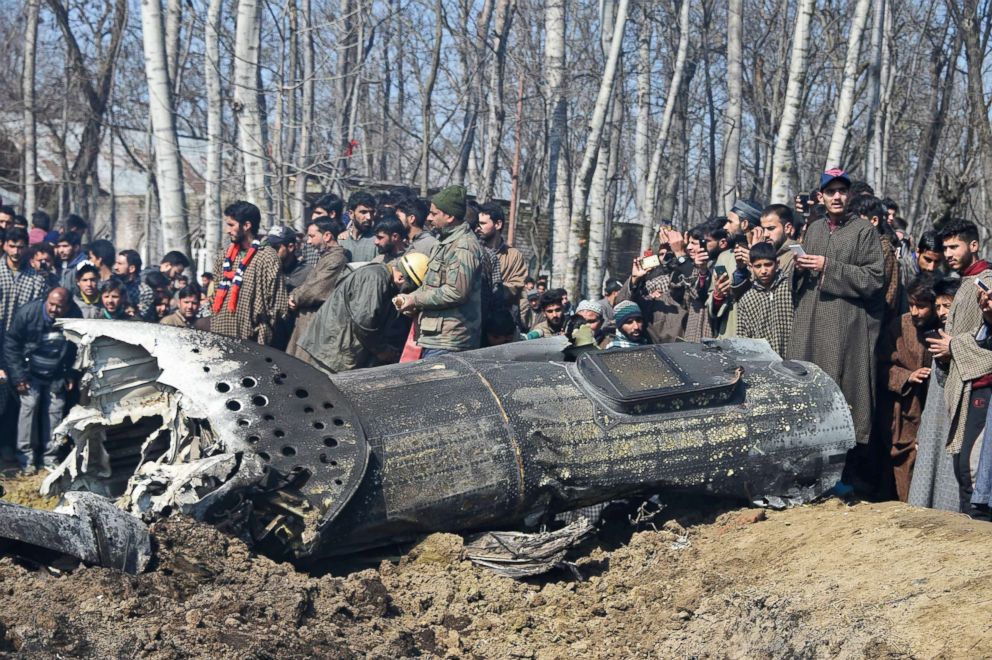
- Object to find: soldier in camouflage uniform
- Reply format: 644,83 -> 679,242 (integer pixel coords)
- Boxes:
396,185 -> 483,356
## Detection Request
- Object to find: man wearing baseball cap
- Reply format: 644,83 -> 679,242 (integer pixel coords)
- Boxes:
788,168 -> 885,491
265,224 -> 310,293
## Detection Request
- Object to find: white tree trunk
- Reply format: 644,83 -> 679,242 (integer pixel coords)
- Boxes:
634,15 -> 650,218
546,0 -> 569,288
865,0 -> 887,191
720,0 -> 743,213
562,0 -> 628,298
479,0 -> 516,202
641,0 -> 690,251
294,0 -> 314,228
584,0 -> 618,297
165,0 -> 181,92
825,0 -> 871,169
22,0 -> 39,215
769,0 -> 815,204
141,0 -> 190,255
204,0 -> 223,268
233,0 -> 270,218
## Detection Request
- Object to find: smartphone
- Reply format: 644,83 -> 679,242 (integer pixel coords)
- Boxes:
798,194 -> 810,215
714,265 -> 728,278
924,329 -> 941,341
789,244 -> 807,257
977,279 -> 991,293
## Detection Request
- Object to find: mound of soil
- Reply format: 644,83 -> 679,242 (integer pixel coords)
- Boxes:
0,497 -> 989,658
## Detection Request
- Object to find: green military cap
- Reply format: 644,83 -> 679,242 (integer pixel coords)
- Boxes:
431,185 -> 467,218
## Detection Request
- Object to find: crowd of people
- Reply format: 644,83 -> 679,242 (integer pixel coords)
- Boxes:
1,171 -> 991,520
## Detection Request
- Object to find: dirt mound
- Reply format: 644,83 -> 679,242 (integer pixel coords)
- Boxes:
1,499 -> 990,658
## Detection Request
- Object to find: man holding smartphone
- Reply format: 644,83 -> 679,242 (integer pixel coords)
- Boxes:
926,219 -> 992,510
788,169 -> 886,489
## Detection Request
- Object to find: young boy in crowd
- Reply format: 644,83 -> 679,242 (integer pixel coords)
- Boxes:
735,241 -> 792,356
98,280 -> 129,320
876,276 -> 939,501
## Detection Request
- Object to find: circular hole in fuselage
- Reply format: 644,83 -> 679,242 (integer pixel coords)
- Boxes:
241,377 -> 257,388
226,400 -> 241,411
216,382 -> 231,393
294,388 -> 309,399
313,421 -> 325,430
252,395 -> 268,407
323,437 -> 337,448
281,446 -> 296,457
257,451 -> 270,461
237,419 -> 250,428
274,429 -> 285,438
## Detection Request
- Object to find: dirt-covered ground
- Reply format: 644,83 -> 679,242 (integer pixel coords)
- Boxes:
1,481 -> 991,658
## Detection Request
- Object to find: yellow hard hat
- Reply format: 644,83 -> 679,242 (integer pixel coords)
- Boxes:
397,252 -> 430,287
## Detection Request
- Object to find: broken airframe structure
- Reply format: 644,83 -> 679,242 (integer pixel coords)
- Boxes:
0,320 -> 854,572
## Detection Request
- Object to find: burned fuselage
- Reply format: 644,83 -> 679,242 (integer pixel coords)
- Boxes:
33,320 -> 852,566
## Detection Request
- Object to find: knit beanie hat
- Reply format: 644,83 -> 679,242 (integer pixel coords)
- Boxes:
576,299 -> 604,317
614,300 -> 643,326
431,185 -> 467,219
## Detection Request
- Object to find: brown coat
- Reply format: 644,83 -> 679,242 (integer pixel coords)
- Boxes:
492,239 -> 529,302
160,310 -> 194,328
877,313 -> 931,500
617,269 -> 687,345
287,246 -> 349,358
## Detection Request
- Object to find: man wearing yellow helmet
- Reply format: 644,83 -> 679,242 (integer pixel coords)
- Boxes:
297,253 -> 429,373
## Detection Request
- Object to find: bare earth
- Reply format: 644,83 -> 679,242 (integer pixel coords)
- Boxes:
1,485 -> 990,658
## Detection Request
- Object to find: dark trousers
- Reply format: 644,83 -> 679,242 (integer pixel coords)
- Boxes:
955,386 -> 991,513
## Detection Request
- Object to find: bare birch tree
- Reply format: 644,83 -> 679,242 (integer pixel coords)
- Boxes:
234,0 -> 271,218
641,0 -> 691,251
419,0 -> 443,196
770,0 -> 815,204
293,0 -> 315,227
864,0 -> 886,190
720,0 -> 743,213
547,0 -> 570,288
141,0 -> 189,254
22,0 -> 39,215
825,0 -> 871,169
478,0 -> 516,201
562,0 -> 628,297
203,0 -> 224,267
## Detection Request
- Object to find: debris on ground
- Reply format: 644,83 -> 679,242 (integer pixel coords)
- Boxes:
1,495 -> 990,657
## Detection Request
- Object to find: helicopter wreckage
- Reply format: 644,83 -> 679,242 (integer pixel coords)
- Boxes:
0,320 -> 854,574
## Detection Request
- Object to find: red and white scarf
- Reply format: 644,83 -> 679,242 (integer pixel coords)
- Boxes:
213,239 -> 260,314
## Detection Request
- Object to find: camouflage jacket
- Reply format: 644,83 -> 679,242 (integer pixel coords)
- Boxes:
410,222 -> 483,351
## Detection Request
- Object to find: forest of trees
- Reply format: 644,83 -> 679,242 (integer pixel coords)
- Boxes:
0,0 -> 990,297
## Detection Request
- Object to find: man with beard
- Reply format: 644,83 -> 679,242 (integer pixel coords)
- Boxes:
475,202 -> 528,304
0,228 -> 48,331
927,219 -> 992,509
340,191 -> 378,263
877,277 -> 939,501
371,215 -> 407,263
606,301 -> 650,349
287,216 -> 350,359
265,225 -> 310,293
298,252 -> 429,373
526,291 -> 567,338
396,197 -> 436,256
206,201 -> 288,345
707,199 -> 763,338
113,249 -> 154,316
788,169 -> 885,488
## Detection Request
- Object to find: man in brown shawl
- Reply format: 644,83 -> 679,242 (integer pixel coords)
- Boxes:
206,201 -> 288,346
788,169 -> 886,475
877,277 -> 938,501
617,228 -> 690,344
286,216 -> 350,359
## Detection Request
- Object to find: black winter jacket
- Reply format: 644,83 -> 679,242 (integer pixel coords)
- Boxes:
3,298 -> 82,386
